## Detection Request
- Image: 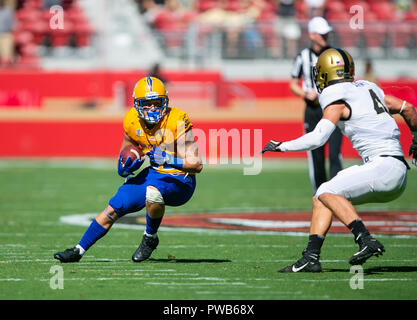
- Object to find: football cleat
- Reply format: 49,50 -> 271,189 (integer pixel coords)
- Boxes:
132,234 -> 159,262
278,250 -> 322,273
54,247 -> 82,263
349,232 -> 385,265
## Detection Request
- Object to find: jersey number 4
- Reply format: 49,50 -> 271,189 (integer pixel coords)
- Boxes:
369,89 -> 389,114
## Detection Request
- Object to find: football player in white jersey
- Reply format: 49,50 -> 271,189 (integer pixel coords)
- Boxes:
262,48 -> 417,272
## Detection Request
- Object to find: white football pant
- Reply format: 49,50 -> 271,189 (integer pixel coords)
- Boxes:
316,156 -> 408,205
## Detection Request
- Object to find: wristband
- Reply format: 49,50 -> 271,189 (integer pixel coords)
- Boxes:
167,155 -> 184,169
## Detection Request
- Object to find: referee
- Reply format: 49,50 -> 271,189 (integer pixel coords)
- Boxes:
289,17 -> 343,192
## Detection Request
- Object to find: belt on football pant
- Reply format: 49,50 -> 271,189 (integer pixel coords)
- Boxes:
363,155 -> 410,170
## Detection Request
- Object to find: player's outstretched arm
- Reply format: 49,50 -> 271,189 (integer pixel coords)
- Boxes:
264,103 -> 344,153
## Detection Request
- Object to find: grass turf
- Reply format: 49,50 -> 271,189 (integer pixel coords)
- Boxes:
0,159 -> 416,300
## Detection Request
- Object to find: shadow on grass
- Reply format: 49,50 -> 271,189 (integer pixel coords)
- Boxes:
148,258 -> 231,263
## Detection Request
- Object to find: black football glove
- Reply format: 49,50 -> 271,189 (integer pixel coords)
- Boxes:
261,140 -> 282,154
409,139 -> 417,167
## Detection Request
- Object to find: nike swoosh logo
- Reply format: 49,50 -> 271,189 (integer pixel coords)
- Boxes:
354,246 -> 368,256
292,262 -> 309,272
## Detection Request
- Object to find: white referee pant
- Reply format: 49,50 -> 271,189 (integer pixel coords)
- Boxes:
315,156 -> 408,205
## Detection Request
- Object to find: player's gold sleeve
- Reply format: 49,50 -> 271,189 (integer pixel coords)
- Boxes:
176,110 -> 193,138
123,108 -> 140,140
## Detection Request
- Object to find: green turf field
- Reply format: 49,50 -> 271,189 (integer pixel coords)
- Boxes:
1,159 -> 417,300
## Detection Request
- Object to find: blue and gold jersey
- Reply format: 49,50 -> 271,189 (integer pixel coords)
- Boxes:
123,106 -> 192,175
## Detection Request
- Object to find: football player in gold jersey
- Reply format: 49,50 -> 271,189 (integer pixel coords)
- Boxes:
54,76 -> 203,263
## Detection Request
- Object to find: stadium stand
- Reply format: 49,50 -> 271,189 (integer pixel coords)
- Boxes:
5,0 -> 94,68
135,0 -> 417,60
2,0 -> 416,70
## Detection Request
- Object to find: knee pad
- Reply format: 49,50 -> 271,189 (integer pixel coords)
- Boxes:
146,186 -> 165,204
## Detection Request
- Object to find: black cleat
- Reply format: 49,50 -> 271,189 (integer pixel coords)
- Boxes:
349,232 -> 385,265
54,247 -> 82,263
278,250 -> 322,273
132,234 -> 159,262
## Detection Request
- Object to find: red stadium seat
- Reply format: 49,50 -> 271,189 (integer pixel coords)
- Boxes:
404,10 -> 417,21
333,23 -> 361,48
49,21 -> 74,47
363,21 -> 387,49
225,0 -> 241,12
196,0 -> 219,13
65,5 -> 88,24
73,21 -> 94,47
344,0 -> 369,12
390,22 -> 412,49
370,2 -> 398,21
326,0 -> 346,14
18,43 -> 40,67
327,11 -> 350,22
13,29 -> 34,46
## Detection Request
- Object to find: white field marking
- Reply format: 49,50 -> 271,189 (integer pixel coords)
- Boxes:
235,258 -> 417,263
195,290 -> 303,295
1,244 -> 26,248
0,259 -> 53,263
0,278 -> 24,281
210,218 -> 417,228
300,278 -> 417,282
59,213 -> 417,238
145,282 -> 247,286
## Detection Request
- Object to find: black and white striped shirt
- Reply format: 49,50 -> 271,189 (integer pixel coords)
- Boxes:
291,47 -> 329,93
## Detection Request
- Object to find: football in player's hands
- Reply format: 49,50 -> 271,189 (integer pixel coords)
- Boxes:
120,144 -> 143,164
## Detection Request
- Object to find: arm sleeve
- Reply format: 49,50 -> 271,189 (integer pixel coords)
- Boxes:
279,119 -> 336,152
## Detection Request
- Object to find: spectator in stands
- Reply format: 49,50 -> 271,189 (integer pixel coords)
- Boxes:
305,0 -> 325,17
404,0 -> 417,20
198,0 -> 264,58
273,0 -> 301,59
0,0 -> 15,66
140,0 -> 164,28
43,0 -> 62,9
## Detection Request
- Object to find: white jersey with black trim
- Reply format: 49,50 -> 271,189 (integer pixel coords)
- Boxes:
318,80 -> 404,159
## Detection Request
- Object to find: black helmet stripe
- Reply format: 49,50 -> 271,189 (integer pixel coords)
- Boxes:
335,48 -> 350,75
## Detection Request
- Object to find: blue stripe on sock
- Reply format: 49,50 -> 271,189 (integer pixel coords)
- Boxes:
145,212 -> 162,235
78,219 -> 108,251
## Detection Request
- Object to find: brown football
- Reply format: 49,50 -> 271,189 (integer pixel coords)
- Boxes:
120,144 -> 143,164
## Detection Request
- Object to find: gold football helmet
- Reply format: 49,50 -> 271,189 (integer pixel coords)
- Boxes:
313,48 -> 355,93
133,76 -> 169,123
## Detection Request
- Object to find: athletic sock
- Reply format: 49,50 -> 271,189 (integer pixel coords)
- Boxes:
78,219 -> 108,253
305,234 -> 325,256
145,212 -> 162,237
347,218 -> 369,242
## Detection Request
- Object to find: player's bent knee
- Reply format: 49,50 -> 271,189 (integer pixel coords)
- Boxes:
146,186 -> 165,205
315,182 -> 337,199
